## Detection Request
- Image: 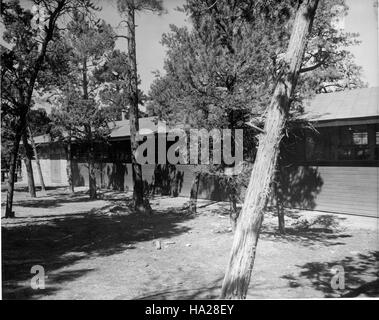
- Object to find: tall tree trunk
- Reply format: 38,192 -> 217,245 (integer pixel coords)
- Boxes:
220,0 -> 319,299
88,147 -> 97,200
126,3 -> 151,214
28,127 -> 46,193
66,139 -> 75,194
189,172 -> 200,214
229,193 -> 239,232
277,201 -> 285,234
5,126 -> 23,218
82,58 -> 97,200
274,176 -> 285,234
22,132 -> 36,198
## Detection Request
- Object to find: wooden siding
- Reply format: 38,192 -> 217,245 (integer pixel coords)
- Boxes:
288,166 -> 378,217
21,159 -> 66,186
50,160 -> 62,184
23,159 -> 378,217
72,162 -> 230,201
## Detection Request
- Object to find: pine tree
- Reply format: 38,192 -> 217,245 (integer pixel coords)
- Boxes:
116,0 -> 165,213
51,13 -> 118,199
220,0 -> 320,299
1,0 -> 99,218
148,0 -> 365,220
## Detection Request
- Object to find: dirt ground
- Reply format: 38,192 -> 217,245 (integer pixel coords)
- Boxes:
1,186 -> 378,299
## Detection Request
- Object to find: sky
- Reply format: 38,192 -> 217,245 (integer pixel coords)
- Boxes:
97,0 -> 189,93
98,0 -> 378,93
344,0 -> 378,88
1,0 -> 378,92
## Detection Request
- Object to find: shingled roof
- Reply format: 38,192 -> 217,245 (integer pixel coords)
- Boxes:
109,117 -> 167,139
303,87 -> 379,122
32,88 -> 379,144
32,116 -> 166,144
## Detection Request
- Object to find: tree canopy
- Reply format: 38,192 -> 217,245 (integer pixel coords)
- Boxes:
148,0 -> 366,131
50,12 -> 119,143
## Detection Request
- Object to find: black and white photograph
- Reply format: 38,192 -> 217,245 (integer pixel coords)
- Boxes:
0,0 -> 378,302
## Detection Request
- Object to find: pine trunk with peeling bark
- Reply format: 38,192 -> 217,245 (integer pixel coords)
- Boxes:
22,132 -> 36,198
220,0 -> 319,299
28,127 -> 46,193
126,3 -> 151,214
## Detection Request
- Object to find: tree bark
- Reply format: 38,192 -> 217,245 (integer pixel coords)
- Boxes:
277,201 -> 285,234
88,147 -> 97,200
189,172 -> 201,214
229,193 -> 239,232
273,176 -> 285,234
220,0 -> 319,299
126,3 -> 151,214
22,132 -> 36,198
82,58 -> 97,200
66,139 -> 75,194
5,125 -> 23,218
28,127 -> 46,193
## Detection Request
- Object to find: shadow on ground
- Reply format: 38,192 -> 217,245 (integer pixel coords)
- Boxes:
128,277 -> 223,300
261,212 -> 353,247
1,185 -> 65,193
207,206 -> 352,247
2,192 -> 195,300
282,251 -> 379,298
5,188 -> 117,209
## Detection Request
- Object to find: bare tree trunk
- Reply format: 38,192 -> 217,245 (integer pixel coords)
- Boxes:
66,139 -> 75,194
273,175 -> 286,234
220,0 -> 319,299
277,201 -> 285,234
126,3 -> 151,214
229,193 -> 239,232
28,127 -> 46,193
22,132 -> 36,198
82,58 -> 97,200
88,148 -> 97,200
189,172 -> 200,214
5,127 -> 23,218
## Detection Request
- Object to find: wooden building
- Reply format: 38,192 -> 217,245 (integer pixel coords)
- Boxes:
22,87 -> 378,217
279,87 -> 378,217
23,117 -> 232,201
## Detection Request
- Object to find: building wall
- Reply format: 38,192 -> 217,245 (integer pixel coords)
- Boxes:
306,166 -> 378,217
277,165 -> 378,218
21,160 -> 231,201
73,162 -> 230,201
22,161 -> 378,217
21,158 -> 67,187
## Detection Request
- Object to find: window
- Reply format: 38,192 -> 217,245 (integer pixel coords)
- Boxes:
338,126 -> 370,161
353,132 -> 368,145
304,124 -> 377,163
